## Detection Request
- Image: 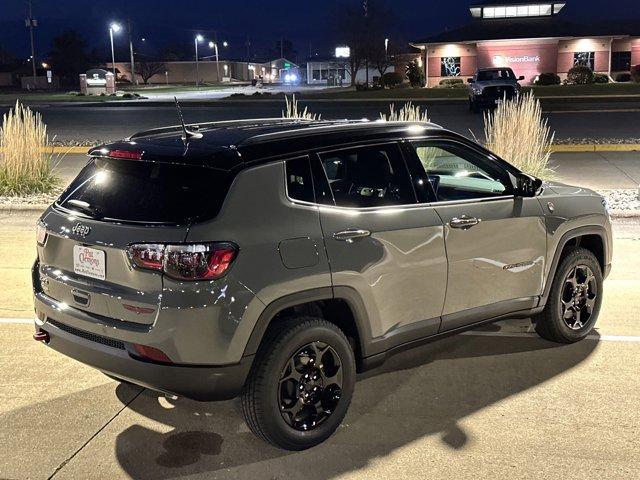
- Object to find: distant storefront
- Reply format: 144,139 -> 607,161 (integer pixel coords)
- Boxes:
412,1 -> 640,86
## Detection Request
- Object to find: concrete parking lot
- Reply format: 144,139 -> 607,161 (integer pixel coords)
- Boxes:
1,211 -> 639,479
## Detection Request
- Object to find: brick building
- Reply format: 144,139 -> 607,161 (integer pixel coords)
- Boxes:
412,1 -> 640,86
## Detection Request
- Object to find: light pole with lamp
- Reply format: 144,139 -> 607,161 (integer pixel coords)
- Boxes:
385,38 -> 389,59
209,40 -> 228,82
194,34 -> 203,86
109,23 -> 121,79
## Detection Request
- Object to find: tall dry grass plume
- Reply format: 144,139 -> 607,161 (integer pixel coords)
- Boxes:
282,94 -> 320,120
0,101 -> 58,195
484,92 -> 555,178
380,102 -> 430,123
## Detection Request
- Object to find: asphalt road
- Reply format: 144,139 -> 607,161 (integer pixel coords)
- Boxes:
1,98 -> 639,143
1,214 -> 640,479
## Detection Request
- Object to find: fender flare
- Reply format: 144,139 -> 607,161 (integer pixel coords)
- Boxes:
242,286 -> 373,358
540,225 -> 609,307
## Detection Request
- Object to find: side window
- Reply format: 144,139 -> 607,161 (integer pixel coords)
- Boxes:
319,144 -> 415,208
285,157 -> 314,203
412,141 -> 510,202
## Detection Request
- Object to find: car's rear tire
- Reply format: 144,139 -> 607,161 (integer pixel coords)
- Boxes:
533,248 -> 603,343
241,316 -> 355,450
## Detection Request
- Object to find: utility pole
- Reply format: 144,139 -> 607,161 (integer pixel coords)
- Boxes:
280,36 -> 284,59
127,19 -> 137,85
26,0 -> 37,82
245,35 -> 251,62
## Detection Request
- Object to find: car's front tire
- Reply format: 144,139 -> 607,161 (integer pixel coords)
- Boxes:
534,248 -> 603,343
241,316 -> 356,450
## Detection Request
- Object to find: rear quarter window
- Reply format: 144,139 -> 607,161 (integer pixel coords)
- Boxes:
57,158 -> 234,224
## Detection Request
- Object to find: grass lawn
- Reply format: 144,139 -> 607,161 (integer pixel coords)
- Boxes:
0,92 -> 134,105
126,83 -> 249,94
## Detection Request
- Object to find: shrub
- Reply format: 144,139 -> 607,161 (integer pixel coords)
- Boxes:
379,101 -> 429,122
0,101 -> 58,195
439,78 -> 464,87
406,61 -> 425,87
483,92 -> 554,179
535,73 -> 561,85
594,73 -> 609,83
631,65 -> 640,83
567,65 -> 595,84
282,94 -> 320,120
381,71 -> 404,88
615,73 -> 631,82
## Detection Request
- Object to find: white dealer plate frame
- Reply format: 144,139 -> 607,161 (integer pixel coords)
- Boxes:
73,245 -> 106,281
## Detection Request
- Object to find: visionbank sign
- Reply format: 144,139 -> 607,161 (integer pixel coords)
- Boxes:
493,54 -> 541,66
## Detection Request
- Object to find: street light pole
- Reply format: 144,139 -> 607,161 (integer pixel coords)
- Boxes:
109,23 -> 121,79
27,0 -> 37,82
194,35 -> 203,87
109,28 -> 116,78
127,19 -> 136,85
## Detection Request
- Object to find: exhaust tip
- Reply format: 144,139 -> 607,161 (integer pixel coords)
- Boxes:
33,329 -> 50,343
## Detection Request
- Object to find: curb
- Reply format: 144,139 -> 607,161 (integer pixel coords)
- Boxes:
550,144 -> 640,153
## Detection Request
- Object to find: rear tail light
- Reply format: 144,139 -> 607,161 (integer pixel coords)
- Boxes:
108,149 -> 142,160
126,242 -> 237,281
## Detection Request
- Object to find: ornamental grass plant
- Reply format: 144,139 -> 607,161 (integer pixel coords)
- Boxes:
0,101 -> 58,196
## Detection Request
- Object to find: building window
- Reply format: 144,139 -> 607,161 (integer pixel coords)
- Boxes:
441,57 -> 461,77
483,3 -> 553,18
574,52 -> 595,70
312,69 -> 321,80
611,51 -> 632,71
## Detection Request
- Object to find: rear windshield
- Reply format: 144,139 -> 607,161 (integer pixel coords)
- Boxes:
57,158 -> 234,224
477,69 -> 515,81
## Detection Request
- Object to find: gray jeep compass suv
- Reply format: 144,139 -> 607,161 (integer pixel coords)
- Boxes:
32,119 -> 612,450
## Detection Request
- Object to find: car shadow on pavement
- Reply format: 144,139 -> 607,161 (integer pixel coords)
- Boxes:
113,328 -> 599,480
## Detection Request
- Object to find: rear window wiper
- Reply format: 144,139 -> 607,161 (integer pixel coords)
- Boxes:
66,199 -> 103,219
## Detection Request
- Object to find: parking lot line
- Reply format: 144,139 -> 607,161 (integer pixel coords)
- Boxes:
0,317 -> 33,324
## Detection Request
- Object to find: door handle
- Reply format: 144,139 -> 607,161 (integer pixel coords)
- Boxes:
333,229 -> 371,243
450,215 -> 481,230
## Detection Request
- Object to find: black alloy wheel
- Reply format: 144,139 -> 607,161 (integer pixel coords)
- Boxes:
278,341 -> 343,431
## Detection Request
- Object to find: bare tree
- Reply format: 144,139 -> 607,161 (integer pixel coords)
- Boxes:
334,4 -> 393,87
134,61 -> 166,84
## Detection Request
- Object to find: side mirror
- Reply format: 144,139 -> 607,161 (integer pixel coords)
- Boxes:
513,173 -> 543,197
467,78 -> 474,83
518,75 -> 525,81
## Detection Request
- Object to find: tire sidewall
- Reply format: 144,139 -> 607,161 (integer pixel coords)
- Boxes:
549,250 -> 603,341
258,321 -> 356,449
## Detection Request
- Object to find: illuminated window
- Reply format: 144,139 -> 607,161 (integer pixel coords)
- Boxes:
481,3 -> 553,18
574,52 -> 595,70
553,3 -> 566,14
441,57 -> 461,77
470,7 -> 482,17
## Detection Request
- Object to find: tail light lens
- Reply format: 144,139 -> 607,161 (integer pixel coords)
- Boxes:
126,242 -> 237,281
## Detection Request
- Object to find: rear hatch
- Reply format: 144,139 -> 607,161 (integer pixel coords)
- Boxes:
37,154 -> 234,326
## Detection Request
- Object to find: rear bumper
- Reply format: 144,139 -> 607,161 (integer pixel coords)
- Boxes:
34,295 -> 253,401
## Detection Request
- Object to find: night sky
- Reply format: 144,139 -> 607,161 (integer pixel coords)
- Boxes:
1,0 -> 640,62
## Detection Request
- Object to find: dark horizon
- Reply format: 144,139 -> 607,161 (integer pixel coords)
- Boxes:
1,0 -> 640,63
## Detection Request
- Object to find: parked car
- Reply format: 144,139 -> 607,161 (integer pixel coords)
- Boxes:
468,67 -> 525,112
32,119 -> 612,450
